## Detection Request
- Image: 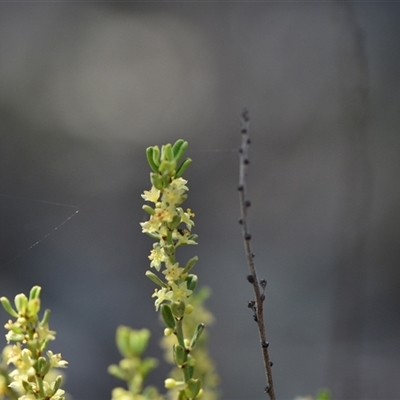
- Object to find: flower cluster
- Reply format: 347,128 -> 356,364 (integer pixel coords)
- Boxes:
140,140 -> 198,313
141,140 -> 204,400
0,286 -> 67,400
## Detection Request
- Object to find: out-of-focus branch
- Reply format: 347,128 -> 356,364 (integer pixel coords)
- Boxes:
237,109 -> 276,400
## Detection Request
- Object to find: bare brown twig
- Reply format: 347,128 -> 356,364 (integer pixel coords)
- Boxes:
237,109 -> 276,400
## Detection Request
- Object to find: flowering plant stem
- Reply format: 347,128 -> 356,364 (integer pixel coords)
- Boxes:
238,110 -> 276,400
141,140 -> 203,400
0,286 -> 68,400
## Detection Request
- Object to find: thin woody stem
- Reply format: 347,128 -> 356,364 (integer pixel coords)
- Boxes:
237,109 -> 276,400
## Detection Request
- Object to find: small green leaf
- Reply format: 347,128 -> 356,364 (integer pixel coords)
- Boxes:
185,378 -> 201,399
115,326 -> 130,357
51,375 -> 63,396
128,328 -> 150,357
146,147 -> 159,173
145,271 -> 168,288
152,146 -> 161,167
29,286 -> 42,301
171,301 -> 186,319
150,172 -> 164,190
169,214 -> 181,230
142,205 -> 155,215
182,256 -> 198,275
107,364 -> 125,380
161,304 -> 176,329
186,274 -> 198,291
14,293 -> 28,314
189,323 -> 205,349
172,139 -> 188,161
39,309 -> 51,326
162,143 -> 174,162
173,344 -> 186,366
0,297 -> 18,318
175,158 -> 192,178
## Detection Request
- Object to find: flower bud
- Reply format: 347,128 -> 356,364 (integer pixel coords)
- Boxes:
165,378 -> 177,389
164,327 -> 173,336
184,304 -> 194,315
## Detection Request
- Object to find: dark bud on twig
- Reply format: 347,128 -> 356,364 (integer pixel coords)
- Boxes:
244,158 -> 250,165
244,200 -> 251,207
260,279 -> 267,289
237,185 -> 244,192
247,138 -> 251,145
238,148 -> 243,154
241,128 -> 247,134
265,385 -> 271,393
247,300 -> 255,309
260,294 -> 265,302
251,253 -> 255,258
247,274 -> 255,284
244,233 -> 252,240
253,314 -> 258,322
269,361 -> 273,367
262,341 -> 269,348
238,218 -> 243,225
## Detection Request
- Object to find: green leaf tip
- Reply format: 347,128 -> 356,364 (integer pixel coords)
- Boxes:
0,296 -> 18,318
172,139 -> 189,161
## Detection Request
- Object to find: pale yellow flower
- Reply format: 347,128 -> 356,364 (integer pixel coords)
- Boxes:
173,229 -> 197,246
167,282 -> 192,303
47,351 -> 68,368
36,324 -> 56,342
178,208 -> 195,230
162,262 -> 184,281
141,186 -> 160,203
152,288 -> 169,311
140,218 -> 162,235
148,246 -> 167,271
9,348 -> 35,377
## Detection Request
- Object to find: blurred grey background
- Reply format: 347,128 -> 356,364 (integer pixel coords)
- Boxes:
0,2 -> 399,399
